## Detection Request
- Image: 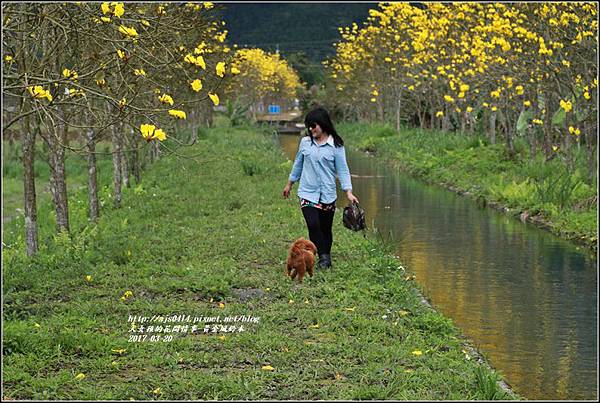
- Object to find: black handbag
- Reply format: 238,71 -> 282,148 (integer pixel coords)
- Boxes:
342,202 -> 366,231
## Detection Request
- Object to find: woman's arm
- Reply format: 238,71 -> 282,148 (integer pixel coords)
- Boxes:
334,146 -> 359,203
283,138 -> 305,198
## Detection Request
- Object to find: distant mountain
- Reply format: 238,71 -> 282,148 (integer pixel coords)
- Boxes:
218,3 -> 374,63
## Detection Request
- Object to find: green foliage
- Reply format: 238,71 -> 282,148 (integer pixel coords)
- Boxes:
474,366 -> 509,400
225,99 -> 250,127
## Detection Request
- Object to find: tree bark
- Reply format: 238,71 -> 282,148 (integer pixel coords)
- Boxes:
112,123 -> 123,208
86,125 -> 99,222
489,111 -> 496,145
49,108 -> 70,233
22,111 -> 39,256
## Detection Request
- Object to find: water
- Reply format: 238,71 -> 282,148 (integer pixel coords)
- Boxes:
278,133 -> 598,400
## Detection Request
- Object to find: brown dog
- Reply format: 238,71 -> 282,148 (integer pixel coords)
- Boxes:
286,238 -> 317,283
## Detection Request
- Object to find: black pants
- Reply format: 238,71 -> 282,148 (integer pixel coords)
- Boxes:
301,206 -> 335,257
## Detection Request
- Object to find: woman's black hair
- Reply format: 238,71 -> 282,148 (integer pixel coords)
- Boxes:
304,107 -> 344,147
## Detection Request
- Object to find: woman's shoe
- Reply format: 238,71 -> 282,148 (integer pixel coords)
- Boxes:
318,254 -> 332,269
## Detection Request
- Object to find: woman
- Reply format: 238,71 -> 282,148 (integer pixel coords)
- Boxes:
282,107 -> 359,269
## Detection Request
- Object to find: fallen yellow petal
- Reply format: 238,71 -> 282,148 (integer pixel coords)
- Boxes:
412,350 -> 423,356
75,373 -> 86,380
261,365 -> 275,371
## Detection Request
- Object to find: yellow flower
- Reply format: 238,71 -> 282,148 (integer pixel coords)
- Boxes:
523,100 -> 531,107
4,55 -> 13,62
190,79 -> 202,92
111,348 -> 127,355
203,2 -> 214,10
309,324 -> 320,328
27,85 -> 53,102
436,111 -> 444,117
134,69 -> 146,76
101,2 -> 110,14
408,85 -> 415,91
559,99 -> 572,112
208,92 -> 219,106
141,19 -> 150,27
168,109 -> 186,119
152,387 -> 161,395
370,97 -> 377,102
100,16 -> 111,23
444,95 -> 454,103
216,61 -> 226,77
195,55 -> 206,69
85,275 -> 93,282
119,25 -> 138,38
515,85 -> 524,95
552,145 -> 559,152
63,68 -> 78,80
344,307 -> 356,312
156,5 -> 165,15
371,89 -> 378,96
34,322 -> 41,328
231,66 -> 240,75
153,128 -> 166,141
491,106 -> 497,111
459,84 -> 469,92
568,126 -> 581,136
117,49 -> 126,59
218,302 -> 225,309
219,335 -> 226,341
159,93 -> 174,105
466,106 -> 473,113
75,373 -> 86,380
412,350 -> 423,356
583,91 -> 590,100
118,97 -> 126,109
532,118 -> 543,125
261,365 -> 275,371
490,89 -> 501,98
113,2 -> 125,18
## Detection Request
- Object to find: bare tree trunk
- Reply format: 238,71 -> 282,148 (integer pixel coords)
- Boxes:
489,111 -> 496,145
49,108 -> 70,233
122,146 -> 130,189
112,123 -> 123,208
529,127 -> 537,160
395,92 -> 402,132
585,120 -> 597,183
86,124 -> 99,222
22,112 -> 39,256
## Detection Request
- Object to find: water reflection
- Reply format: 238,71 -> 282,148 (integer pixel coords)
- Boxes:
279,134 -> 598,400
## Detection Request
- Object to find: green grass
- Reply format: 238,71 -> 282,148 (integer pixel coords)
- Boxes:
2,122 -> 516,400
340,121 -> 598,251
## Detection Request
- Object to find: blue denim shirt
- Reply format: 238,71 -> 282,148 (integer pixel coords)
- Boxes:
288,135 -> 352,204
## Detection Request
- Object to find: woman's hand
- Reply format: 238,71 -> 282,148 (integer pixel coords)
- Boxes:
346,190 -> 359,204
282,182 -> 293,199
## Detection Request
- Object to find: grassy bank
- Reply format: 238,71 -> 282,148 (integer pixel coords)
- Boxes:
3,122 -> 515,400
340,121 -> 597,252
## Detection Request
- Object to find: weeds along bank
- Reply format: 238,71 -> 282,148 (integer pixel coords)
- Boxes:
2,124 -> 515,400
340,122 -> 598,253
